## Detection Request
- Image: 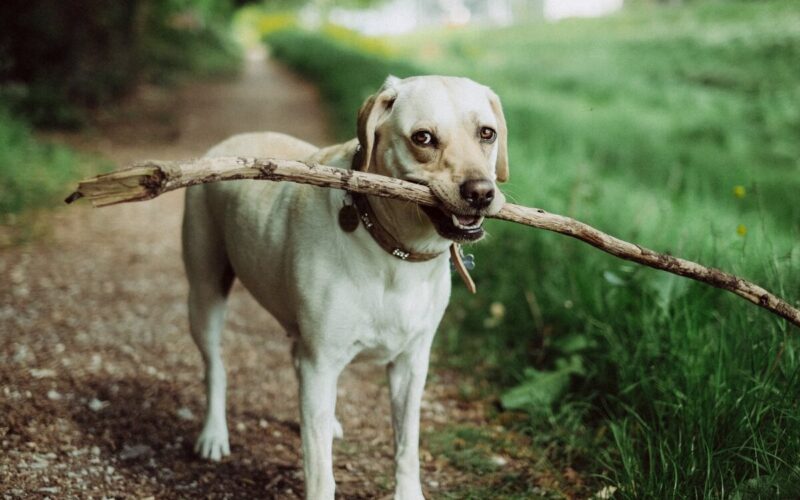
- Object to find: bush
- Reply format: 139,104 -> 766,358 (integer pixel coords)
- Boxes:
0,0 -> 241,128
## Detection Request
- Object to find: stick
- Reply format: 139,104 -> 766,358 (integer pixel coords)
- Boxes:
66,157 -> 800,329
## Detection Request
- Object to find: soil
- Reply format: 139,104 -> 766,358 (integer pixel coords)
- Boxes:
0,54 -> 555,499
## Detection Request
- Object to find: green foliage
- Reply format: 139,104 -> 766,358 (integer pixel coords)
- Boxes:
269,3 -> 800,495
425,425 -> 547,498
233,7 -> 298,47
501,356 -> 584,411
139,0 -> 242,85
0,106 -> 94,216
266,29 -> 417,138
0,0 -> 241,128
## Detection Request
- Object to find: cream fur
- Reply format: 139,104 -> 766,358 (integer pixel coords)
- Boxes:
181,75 -> 508,500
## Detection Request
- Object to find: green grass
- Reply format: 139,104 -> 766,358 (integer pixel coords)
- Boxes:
266,29 -> 418,138
426,424 -> 558,498
0,105 -> 93,217
266,2 -> 800,497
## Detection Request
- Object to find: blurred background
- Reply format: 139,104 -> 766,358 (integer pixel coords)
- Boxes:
2,0 -> 799,498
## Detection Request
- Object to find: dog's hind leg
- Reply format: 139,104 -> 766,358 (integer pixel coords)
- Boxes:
183,187 -> 236,461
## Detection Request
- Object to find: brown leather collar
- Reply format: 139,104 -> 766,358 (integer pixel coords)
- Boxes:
348,145 -> 444,262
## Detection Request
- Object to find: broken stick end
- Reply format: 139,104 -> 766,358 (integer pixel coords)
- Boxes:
64,191 -> 83,204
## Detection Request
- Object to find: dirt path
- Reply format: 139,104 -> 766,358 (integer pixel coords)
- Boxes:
0,55 -> 523,498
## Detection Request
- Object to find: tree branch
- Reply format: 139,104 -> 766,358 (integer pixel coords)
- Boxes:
66,157 -> 800,329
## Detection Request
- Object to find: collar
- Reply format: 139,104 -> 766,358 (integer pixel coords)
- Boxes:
346,144 -> 477,293
348,145 -> 445,263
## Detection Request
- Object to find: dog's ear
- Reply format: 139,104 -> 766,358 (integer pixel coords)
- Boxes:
486,89 -> 509,183
356,77 -> 398,171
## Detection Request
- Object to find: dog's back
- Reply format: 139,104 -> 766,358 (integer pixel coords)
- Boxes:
182,132 -> 324,329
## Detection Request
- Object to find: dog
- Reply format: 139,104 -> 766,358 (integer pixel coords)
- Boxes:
181,74 -> 508,499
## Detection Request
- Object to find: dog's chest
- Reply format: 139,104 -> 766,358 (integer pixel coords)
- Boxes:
335,259 -> 451,363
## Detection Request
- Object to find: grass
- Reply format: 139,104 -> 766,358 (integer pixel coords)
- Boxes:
0,105 -> 95,219
425,424 -> 567,498
267,29 -> 417,138
265,2 -> 800,497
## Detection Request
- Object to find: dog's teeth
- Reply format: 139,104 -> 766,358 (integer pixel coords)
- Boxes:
451,214 -> 484,230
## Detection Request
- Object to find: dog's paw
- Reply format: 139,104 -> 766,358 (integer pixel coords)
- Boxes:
194,425 -> 230,461
333,418 -> 344,440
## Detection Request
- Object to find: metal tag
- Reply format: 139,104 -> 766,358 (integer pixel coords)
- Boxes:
338,204 -> 360,232
450,247 -> 476,271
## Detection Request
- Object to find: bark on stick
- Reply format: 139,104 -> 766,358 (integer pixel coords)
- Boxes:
66,157 -> 800,329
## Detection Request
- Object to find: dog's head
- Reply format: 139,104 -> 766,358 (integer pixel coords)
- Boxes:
356,75 -> 508,243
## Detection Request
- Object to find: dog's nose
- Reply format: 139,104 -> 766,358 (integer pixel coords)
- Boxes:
459,179 -> 495,209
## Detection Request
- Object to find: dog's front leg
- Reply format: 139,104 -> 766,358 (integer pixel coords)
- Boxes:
388,337 -> 433,500
295,348 -> 341,500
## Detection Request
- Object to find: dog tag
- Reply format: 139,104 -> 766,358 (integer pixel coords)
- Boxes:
462,253 -> 476,271
450,247 -> 476,271
338,204 -> 360,232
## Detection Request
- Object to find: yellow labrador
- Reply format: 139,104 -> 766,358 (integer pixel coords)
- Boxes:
182,75 -> 508,499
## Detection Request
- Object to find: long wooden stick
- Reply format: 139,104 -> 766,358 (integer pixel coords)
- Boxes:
66,156 -> 800,329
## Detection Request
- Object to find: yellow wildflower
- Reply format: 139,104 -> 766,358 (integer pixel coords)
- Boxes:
737,224 -> 747,236
733,185 -> 746,198
489,302 -> 506,319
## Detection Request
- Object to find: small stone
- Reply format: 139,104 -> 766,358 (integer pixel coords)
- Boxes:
47,390 -> 63,401
29,459 -> 49,470
176,407 -> 195,421
88,399 -> 108,412
235,422 -> 246,432
490,455 -> 508,466
90,354 -> 102,370
10,266 -> 26,284
258,419 -> 269,429
31,368 -> 56,379
12,344 -> 30,363
91,446 -> 101,456
119,444 -> 153,460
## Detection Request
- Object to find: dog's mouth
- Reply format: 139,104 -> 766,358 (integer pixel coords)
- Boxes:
421,206 -> 485,242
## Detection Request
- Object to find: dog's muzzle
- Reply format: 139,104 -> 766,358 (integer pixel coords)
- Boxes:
405,177 -> 495,243
420,206 -> 486,243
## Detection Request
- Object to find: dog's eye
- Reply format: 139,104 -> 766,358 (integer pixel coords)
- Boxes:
412,130 -> 435,146
479,127 -> 497,142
